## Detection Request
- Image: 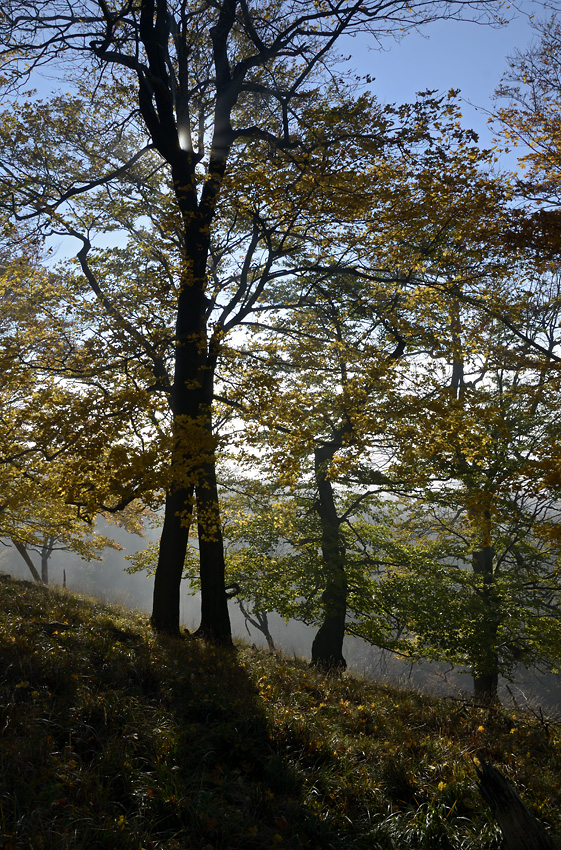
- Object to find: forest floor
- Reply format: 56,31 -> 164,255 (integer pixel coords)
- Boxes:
0,575 -> 560,850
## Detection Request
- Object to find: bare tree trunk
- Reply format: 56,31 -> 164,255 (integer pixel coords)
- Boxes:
12,540 -> 42,583
476,762 -> 558,850
151,485 -> 193,635
472,543 -> 500,702
40,534 -> 55,585
41,551 -> 49,585
195,457 -> 232,645
311,446 -> 347,672
239,601 -> 276,651
151,244 -> 206,635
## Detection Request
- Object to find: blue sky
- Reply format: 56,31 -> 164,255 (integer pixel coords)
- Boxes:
342,1 -> 539,153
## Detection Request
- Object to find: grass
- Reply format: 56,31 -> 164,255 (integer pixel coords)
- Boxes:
0,575 -> 560,850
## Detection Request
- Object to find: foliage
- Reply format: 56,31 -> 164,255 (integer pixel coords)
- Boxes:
0,0 -> 509,639
1,0 -> 560,685
494,11 -> 561,260
210,106 -> 561,685
0,220 -> 152,581
384,279 -> 561,685
496,11 -> 561,208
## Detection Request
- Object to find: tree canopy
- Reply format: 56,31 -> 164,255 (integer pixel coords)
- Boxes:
1,0 -> 561,702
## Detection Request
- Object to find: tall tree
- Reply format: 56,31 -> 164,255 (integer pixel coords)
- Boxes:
222,107 -> 515,670
362,279 -> 561,701
0,0 -> 503,640
496,10 -> 561,208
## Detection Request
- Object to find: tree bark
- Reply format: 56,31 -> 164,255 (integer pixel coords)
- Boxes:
151,225 -> 207,635
40,534 -> 55,585
239,602 -> 276,651
151,485 -> 193,635
195,456 -> 232,645
472,542 -> 500,702
13,540 -> 42,584
476,762 -> 558,850
150,136 -> 231,638
41,550 -> 49,585
311,446 -> 347,672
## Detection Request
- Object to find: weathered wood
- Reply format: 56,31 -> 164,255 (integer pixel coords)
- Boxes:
476,761 -> 558,850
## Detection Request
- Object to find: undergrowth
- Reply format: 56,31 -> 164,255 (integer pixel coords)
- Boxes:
0,575 -> 559,849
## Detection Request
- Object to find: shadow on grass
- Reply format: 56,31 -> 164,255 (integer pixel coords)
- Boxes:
0,579 -> 345,849
4,578 -> 560,850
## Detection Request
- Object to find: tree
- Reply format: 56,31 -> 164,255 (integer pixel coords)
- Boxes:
359,278 -> 561,701
494,10 -> 561,258
496,10 -> 561,208
221,105 -> 516,671
0,0 -> 503,641
0,222 -> 148,583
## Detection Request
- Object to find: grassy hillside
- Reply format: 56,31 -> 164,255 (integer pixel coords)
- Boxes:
0,576 -> 559,850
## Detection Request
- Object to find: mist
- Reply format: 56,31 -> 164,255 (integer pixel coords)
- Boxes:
1,522 -> 559,717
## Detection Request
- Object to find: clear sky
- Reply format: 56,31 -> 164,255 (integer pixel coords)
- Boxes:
342,1 -> 539,153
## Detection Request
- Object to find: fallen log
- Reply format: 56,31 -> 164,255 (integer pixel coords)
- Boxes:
476,761 -> 558,850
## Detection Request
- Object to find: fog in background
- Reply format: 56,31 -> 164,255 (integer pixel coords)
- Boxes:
1,520 -> 559,716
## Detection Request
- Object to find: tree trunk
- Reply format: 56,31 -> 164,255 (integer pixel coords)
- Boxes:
13,540 -> 42,583
473,667 -> 499,703
151,485 -> 193,635
151,238 -> 206,635
41,552 -> 49,585
149,67 -> 234,638
195,457 -> 232,645
471,543 -> 500,702
311,446 -> 347,672
476,762 -> 558,850
239,599 -> 276,650
40,534 -> 55,585
256,610 -> 276,652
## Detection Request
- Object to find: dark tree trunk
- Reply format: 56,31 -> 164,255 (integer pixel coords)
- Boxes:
255,610 -> 275,652
476,762 -> 558,850
13,540 -> 42,583
311,446 -> 347,672
473,667 -> 499,703
151,233 -> 206,635
195,457 -> 232,645
145,3 -> 238,640
151,274 -> 231,639
472,543 -> 500,702
311,580 -> 348,671
151,485 -> 193,635
41,553 -> 49,585
239,601 -> 276,651
40,534 -> 55,585
191,322 -> 232,645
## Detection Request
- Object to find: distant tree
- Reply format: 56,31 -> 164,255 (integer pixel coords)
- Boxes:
361,280 -> 561,701
495,10 -> 561,257
0,220 -> 149,584
222,111 -> 517,671
223,277 -> 561,697
496,10 -> 561,208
